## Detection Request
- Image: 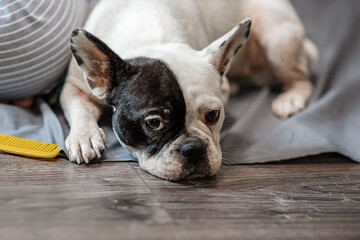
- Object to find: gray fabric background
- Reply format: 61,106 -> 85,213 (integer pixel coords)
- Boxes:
1,0 -> 359,163
220,0 -> 360,163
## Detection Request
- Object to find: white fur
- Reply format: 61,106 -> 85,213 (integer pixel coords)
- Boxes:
61,0 -> 317,180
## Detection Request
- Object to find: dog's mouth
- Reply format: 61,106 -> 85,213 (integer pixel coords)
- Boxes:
179,169 -> 206,181
178,160 -> 212,180
185,171 -> 206,180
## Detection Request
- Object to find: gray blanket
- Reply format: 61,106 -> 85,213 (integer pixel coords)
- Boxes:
1,0 -> 359,163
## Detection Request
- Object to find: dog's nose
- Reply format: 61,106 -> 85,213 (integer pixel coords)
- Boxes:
179,139 -> 206,159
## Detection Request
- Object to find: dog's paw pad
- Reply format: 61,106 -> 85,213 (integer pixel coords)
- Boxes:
272,92 -> 307,119
65,125 -> 106,164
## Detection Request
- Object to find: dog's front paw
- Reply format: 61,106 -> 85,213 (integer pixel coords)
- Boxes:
272,91 -> 307,119
65,125 -> 105,164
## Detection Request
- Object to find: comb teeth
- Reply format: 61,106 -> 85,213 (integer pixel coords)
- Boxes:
0,134 -> 59,159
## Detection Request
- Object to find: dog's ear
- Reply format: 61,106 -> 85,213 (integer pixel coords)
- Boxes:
70,29 -> 131,99
203,18 -> 252,76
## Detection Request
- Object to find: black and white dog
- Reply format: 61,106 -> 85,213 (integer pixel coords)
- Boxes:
60,0 -> 318,180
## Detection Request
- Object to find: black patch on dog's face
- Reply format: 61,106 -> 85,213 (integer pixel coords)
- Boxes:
109,57 -> 186,155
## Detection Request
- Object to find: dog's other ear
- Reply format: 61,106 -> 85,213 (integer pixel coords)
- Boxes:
70,29 -> 131,99
203,18 -> 252,76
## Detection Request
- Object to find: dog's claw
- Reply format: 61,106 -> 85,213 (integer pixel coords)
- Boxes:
83,155 -> 89,164
95,147 -> 102,159
76,153 -> 82,164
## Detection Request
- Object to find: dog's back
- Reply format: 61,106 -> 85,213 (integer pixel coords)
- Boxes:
84,0 -> 207,54
82,0 -> 298,52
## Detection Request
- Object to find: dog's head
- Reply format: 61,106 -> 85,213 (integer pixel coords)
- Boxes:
70,19 -> 251,180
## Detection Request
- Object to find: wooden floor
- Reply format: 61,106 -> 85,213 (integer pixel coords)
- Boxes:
0,153 -> 359,240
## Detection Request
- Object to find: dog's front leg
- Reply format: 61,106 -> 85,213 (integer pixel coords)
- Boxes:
61,28 -> 136,164
60,80 -> 105,164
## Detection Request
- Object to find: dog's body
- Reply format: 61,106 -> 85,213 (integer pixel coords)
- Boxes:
60,0 -> 318,180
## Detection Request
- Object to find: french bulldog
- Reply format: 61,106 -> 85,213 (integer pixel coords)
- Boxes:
60,0 -> 318,180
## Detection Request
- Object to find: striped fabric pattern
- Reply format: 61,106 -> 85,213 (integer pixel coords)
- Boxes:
0,0 -> 86,100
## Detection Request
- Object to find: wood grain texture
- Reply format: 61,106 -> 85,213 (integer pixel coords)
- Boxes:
0,153 -> 359,240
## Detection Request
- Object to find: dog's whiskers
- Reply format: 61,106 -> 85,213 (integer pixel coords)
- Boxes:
221,157 -> 233,166
221,144 -> 244,149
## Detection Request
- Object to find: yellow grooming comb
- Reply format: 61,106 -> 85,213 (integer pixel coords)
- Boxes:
0,134 -> 59,159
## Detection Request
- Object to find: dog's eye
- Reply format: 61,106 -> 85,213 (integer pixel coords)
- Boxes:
205,110 -> 220,125
145,116 -> 164,131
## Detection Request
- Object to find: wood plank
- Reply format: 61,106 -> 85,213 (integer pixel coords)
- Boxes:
0,153 -> 359,240
0,155 -> 171,227
132,154 -> 360,239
